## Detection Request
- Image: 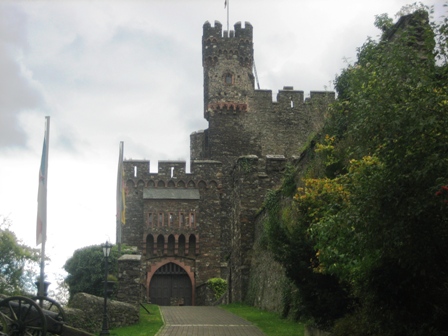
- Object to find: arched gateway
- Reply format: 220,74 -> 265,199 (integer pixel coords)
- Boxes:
147,261 -> 194,306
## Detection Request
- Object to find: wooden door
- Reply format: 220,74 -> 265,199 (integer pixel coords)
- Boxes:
149,263 -> 192,306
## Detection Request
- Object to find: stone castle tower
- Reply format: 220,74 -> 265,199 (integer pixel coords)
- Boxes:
119,20 -> 334,305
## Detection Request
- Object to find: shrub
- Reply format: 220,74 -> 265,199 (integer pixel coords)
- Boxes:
206,278 -> 227,300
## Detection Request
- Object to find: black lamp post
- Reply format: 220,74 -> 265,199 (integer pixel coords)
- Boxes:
100,241 -> 112,336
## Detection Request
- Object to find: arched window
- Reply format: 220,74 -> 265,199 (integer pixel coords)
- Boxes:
168,235 -> 175,256
157,180 -> 165,188
189,234 -> 196,256
168,180 -> 175,188
146,234 -> 154,258
178,234 -> 186,256
157,235 -> 164,256
148,180 -> 155,188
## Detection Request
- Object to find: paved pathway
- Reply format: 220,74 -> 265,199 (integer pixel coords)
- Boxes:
156,306 -> 266,336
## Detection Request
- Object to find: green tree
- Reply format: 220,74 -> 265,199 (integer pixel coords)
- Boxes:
0,216 -> 39,295
63,244 -> 123,301
319,8 -> 448,336
265,6 -> 448,335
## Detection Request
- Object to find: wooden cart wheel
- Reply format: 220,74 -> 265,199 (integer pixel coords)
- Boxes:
0,296 -> 47,336
31,297 -> 66,323
0,311 -> 9,335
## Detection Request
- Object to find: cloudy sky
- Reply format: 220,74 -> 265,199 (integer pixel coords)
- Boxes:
1,0 -> 444,285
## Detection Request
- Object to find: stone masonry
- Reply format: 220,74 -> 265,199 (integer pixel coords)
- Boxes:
119,20 -> 334,305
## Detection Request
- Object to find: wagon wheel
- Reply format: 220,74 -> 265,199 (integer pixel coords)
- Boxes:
31,297 -> 66,323
0,296 -> 47,336
0,311 -> 9,335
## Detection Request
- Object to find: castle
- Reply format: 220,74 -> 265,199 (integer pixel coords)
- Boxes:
119,20 -> 334,305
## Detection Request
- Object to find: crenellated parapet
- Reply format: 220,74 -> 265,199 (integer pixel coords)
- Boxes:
202,21 -> 253,68
123,159 -> 222,190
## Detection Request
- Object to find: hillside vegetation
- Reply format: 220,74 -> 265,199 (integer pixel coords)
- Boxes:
262,7 -> 448,336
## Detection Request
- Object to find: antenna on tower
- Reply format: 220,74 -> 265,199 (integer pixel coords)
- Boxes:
253,59 -> 261,90
225,0 -> 230,35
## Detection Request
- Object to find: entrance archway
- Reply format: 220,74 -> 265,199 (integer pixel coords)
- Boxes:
147,260 -> 194,306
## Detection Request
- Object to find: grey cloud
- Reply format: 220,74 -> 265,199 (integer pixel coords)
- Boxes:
0,4 -> 46,150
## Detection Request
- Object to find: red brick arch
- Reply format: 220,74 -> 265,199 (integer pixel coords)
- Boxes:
146,258 -> 195,305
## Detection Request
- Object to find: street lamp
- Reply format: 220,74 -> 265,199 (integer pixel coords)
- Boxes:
100,241 -> 112,336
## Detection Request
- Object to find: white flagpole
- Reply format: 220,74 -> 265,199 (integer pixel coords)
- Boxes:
116,141 -> 124,252
37,116 -> 50,297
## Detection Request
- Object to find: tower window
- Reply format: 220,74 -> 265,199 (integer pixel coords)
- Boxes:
158,213 -> 164,227
179,212 -> 185,227
225,73 -> 233,85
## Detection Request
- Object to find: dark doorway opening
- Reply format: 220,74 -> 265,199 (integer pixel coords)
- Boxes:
149,262 -> 192,306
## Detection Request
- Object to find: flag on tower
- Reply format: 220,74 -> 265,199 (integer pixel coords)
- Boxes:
36,117 -> 50,246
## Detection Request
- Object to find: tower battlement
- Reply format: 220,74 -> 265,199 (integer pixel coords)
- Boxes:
203,20 -> 253,40
123,159 -> 222,181
202,21 -> 254,69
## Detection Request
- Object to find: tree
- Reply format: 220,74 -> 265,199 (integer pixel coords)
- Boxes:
0,216 -> 40,295
265,6 -> 448,335
318,8 -> 448,336
63,244 -> 123,301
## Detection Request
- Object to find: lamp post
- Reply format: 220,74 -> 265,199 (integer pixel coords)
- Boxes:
100,241 -> 112,336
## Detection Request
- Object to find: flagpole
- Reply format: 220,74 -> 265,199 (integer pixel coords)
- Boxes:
38,116 -> 50,297
227,0 -> 230,35
116,141 -> 124,253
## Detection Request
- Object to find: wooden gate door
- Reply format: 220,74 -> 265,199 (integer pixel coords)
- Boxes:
149,262 -> 192,306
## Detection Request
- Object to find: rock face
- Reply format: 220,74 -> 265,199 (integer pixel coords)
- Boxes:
66,292 -> 139,333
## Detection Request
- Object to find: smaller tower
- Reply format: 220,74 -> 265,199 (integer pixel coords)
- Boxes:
202,21 -> 254,120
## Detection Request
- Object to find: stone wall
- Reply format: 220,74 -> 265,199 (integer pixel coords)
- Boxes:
117,254 -> 142,306
244,209 -> 290,314
67,292 -> 139,333
195,283 -> 216,306
122,159 -> 227,304
228,155 -> 289,303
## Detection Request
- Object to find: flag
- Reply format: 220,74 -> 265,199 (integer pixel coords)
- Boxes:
116,141 -> 126,244
36,117 -> 50,246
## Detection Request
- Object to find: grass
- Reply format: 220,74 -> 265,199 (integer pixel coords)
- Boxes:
220,303 -> 305,336
106,304 -> 163,336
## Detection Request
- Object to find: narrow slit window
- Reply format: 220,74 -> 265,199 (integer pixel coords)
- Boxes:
179,212 -> 185,227
158,213 -> 164,227
190,213 -> 195,227
169,213 -> 174,227
148,213 -> 153,227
